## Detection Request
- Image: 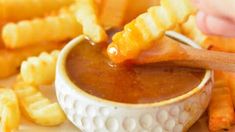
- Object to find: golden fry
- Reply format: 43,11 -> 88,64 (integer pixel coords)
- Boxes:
132,36 -> 185,64
107,0 -> 196,63
2,13 -> 82,48
225,72 -> 235,107
0,88 -> 20,132
125,0 -> 160,23
0,21 -> 6,48
0,0 -> 75,22
208,72 -> 235,131
93,0 -> 103,15
99,0 -> 128,28
70,0 -> 108,43
180,16 -> 209,48
208,38 -> 235,52
181,15 -> 235,51
21,50 -> 60,85
14,80 -> 66,126
0,43 -> 64,78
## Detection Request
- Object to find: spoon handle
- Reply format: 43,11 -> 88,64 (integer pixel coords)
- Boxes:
180,45 -> 235,72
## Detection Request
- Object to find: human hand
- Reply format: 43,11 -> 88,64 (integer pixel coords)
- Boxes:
192,0 -> 235,37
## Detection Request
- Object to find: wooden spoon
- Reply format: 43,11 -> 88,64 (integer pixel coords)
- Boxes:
132,31 -> 235,72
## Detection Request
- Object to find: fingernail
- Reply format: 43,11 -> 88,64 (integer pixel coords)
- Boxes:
191,0 -> 201,7
205,15 -> 235,37
196,11 -> 212,34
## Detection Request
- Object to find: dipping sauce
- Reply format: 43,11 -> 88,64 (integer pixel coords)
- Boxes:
66,40 -> 205,104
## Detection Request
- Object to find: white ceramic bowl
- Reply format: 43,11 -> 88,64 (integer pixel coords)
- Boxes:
55,35 -> 213,132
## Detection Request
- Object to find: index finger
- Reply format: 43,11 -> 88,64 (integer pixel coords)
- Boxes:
192,0 -> 235,21
196,11 -> 235,37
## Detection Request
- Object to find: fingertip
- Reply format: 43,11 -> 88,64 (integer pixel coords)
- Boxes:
196,12 -> 235,37
191,0 -> 201,7
196,11 -> 212,34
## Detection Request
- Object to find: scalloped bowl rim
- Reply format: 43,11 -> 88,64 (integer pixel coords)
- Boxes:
56,35 -> 212,108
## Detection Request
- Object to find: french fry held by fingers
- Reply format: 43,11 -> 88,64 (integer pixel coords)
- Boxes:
0,88 -> 20,132
21,50 -> 60,85
2,13 -> 82,48
208,72 -> 235,131
0,0 -> 75,22
125,0 -> 160,23
0,42 -> 64,79
14,80 -> 66,126
107,0 -> 196,63
181,15 -> 235,52
70,0 -> 108,43
99,0 -> 128,28
180,16 -> 209,49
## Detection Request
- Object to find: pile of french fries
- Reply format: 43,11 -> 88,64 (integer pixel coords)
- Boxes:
0,0 -> 235,131
181,15 -> 235,131
0,0 -> 160,131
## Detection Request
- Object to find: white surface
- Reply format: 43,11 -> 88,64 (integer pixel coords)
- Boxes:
0,76 -> 80,132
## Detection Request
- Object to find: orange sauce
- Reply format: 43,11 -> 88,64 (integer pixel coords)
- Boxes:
66,40 -> 205,104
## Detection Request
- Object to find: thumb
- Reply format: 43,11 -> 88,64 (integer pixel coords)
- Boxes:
196,11 -> 235,38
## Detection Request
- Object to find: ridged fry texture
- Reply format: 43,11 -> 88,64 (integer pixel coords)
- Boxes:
2,13 -> 82,48
107,0 -> 196,63
180,16 -> 209,48
208,73 -> 235,131
21,50 -> 60,85
71,0 -> 107,43
0,88 -> 20,132
0,0 -> 75,22
0,43 -> 64,78
14,81 -> 66,126
99,0 -> 128,28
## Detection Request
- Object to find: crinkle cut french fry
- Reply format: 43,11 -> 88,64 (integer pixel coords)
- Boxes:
132,36 -> 185,64
94,0 -> 103,15
71,0 -> 108,43
180,15 -> 209,48
0,39 -> 3,48
208,38 -> 235,52
107,0 -> 196,63
0,88 -> 20,132
125,0 -> 160,23
181,15 -> 235,51
0,21 -> 6,48
2,13 -> 82,48
0,0 -> 75,22
14,81 -> 66,126
99,0 -> 128,28
225,72 -> 235,107
208,72 -> 235,131
21,50 -> 60,85
0,43 -> 64,78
